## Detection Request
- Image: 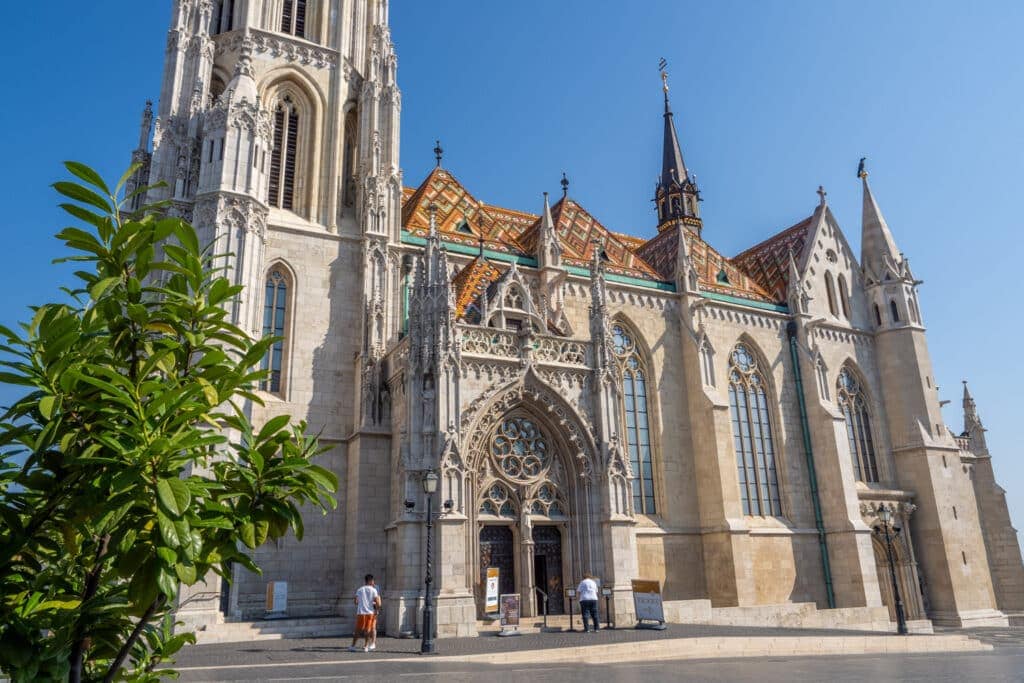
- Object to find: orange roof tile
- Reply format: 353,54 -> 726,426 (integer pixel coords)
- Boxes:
451,256 -> 503,318
732,215 -> 814,302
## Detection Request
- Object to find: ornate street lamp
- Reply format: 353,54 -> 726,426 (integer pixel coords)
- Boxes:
420,470 -> 440,654
873,504 -> 908,635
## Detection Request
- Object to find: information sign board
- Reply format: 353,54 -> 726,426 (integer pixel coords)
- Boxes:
485,567 -> 500,614
631,579 -> 665,623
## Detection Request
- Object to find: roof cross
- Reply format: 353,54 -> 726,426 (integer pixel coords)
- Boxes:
433,139 -> 443,167
817,185 -> 827,206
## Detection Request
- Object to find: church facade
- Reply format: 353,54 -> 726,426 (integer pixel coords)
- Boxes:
134,0 -> 1023,638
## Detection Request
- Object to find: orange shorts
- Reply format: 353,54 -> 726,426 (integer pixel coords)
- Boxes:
355,613 -> 377,634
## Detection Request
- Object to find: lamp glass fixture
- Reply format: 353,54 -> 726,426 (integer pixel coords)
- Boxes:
423,470 -> 440,494
878,504 -> 892,525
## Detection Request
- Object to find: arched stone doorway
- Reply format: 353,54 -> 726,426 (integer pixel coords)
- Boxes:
459,378 -> 600,619
872,533 -> 926,623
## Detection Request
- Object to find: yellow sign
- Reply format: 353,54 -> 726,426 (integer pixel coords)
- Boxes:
485,568 -> 500,614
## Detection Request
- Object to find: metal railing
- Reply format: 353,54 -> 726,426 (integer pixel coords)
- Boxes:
533,586 -> 549,630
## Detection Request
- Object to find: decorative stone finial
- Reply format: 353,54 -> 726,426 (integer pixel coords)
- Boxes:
857,157 -> 868,179
817,185 -> 827,206
427,203 -> 438,237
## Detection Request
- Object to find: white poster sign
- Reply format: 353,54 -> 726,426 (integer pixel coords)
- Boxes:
631,579 -> 664,623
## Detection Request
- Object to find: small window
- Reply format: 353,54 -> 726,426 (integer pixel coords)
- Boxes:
838,275 -> 851,319
890,300 -> 900,323
874,304 -> 882,326
825,272 -> 838,317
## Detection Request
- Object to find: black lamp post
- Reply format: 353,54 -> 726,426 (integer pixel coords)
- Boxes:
873,504 -> 908,635
420,470 -> 439,654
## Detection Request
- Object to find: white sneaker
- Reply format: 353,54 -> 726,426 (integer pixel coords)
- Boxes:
363,646 -> 369,652
368,644 -> 376,651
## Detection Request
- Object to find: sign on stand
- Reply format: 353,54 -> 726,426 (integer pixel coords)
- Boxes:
631,579 -> 666,630
485,567 -> 500,615
498,593 -> 521,637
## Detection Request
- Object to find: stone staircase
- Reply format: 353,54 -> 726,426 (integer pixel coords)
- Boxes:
192,616 -> 349,644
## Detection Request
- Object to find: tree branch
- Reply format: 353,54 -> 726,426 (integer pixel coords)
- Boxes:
68,533 -> 111,683
102,595 -> 165,683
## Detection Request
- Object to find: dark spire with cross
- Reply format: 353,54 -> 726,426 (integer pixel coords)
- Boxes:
560,172 -> 569,198
433,139 -> 444,168
654,58 -> 701,233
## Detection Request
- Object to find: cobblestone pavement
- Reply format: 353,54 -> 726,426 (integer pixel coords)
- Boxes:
174,622 -> 895,668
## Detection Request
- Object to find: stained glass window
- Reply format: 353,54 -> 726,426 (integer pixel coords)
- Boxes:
837,368 -> 879,483
612,324 -> 656,514
260,269 -> 289,394
728,344 -> 782,516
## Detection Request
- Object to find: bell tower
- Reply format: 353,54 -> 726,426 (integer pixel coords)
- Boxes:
654,63 -> 702,236
134,0 -> 404,630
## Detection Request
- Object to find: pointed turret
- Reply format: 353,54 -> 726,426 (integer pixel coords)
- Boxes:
859,161 -> 900,278
962,381 -> 989,455
536,191 -> 562,269
654,66 -> 701,234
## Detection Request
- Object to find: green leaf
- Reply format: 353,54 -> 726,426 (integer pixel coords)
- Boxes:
157,509 -> 181,547
38,395 -> 56,420
197,377 -> 219,407
53,180 -> 112,214
157,477 -> 191,517
89,275 -> 121,300
175,561 -> 197,584
257,414 -> 291,442
239,522 -> 256,549
65,160 -> 111,195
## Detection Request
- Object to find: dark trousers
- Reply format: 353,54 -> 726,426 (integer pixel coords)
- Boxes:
580,599 -> 599,631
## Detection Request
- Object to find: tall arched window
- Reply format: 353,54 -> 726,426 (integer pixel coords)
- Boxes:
280,0 -> 307,38
837,368 -> 878,482
838,274 -> 851,320
261,268 -> 290,395
728,344 -> 782,516
874,304 -> 882,327
213,0 -> 234,34
612,324 -> 656,514
268,96 -> 299,210
825,272 -> 838,317
889,300 -> 900,323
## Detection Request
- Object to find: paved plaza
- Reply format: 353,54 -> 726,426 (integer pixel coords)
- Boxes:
172,625 -> 1024,682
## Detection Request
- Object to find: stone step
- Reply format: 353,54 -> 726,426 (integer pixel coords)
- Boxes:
193,616 -> 349,644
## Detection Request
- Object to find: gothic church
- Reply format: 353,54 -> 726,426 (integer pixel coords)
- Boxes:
133,0 -> 1024,638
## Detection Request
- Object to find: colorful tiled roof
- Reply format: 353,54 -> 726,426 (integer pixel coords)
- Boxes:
451,256 -> 503,318
401,167 -> 803,307
732,215 -> 814,302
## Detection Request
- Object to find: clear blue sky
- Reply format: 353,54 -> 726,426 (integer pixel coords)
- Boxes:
2,1 -> 1021,538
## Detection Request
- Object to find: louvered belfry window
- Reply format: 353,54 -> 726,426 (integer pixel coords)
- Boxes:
268,96 -> 299,211
280,0 -> 306,38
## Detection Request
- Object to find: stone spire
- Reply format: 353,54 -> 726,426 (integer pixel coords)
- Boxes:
537,191 -> 562,269
137,101 -> 153,151
654,65 -> 700,233
962,381 -> 988,454
859,161 -> 901,278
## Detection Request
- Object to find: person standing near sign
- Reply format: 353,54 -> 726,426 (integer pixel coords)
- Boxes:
348,574 -> 381,652
577,573 -> 600,632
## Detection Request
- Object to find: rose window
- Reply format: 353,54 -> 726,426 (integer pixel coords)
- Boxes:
491,416 -> 550,483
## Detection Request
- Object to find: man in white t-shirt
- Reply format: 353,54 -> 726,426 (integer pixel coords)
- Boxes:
577,573 -> 600,632
348,574 -> 381,652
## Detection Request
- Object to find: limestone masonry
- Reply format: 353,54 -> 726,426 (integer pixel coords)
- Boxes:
136,0 -> 1023,638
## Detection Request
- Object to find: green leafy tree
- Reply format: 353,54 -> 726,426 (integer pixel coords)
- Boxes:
0,163 -> 338,682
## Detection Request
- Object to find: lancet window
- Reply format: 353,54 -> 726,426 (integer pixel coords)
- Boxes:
268,96 -> 299,210
728,344 -> 782,516
612,324 -> 656,514
837,367 -> 879,483
280,0 -> 307,38
260,268 -> 291,395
